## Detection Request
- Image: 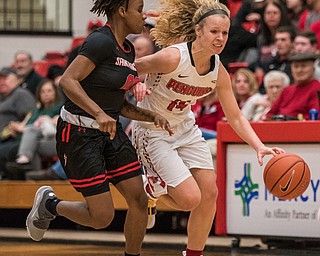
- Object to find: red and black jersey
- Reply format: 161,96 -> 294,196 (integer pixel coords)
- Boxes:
64,25 -> 139,119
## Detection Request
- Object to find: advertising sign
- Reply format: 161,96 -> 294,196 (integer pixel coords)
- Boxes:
226,143 -> 320,238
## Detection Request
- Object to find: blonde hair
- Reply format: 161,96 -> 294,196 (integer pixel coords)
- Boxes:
151,0 -> 230,48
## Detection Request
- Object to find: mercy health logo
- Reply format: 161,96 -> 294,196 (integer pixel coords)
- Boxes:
234,163 -> 259,217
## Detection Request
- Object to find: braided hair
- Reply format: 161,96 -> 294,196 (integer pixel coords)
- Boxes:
151,0 -> 230,48
91,0 -> 129,17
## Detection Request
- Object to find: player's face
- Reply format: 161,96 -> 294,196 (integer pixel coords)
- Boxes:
125,0 -> 145,34
197,14 -> 230,55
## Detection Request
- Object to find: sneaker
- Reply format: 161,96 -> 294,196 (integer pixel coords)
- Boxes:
26,186 -> 57,241
142,175 -> 158,229
147,197 -> 157,229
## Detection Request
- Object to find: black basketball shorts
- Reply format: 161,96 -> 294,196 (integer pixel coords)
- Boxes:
56,117 -> 142,197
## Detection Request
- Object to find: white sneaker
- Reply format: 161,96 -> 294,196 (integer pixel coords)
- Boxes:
147,197 -> 157,229
142,175 -> 158,229
26,186 -> 57,241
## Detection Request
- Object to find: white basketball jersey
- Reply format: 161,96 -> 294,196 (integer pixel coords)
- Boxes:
137,42 -> 219,128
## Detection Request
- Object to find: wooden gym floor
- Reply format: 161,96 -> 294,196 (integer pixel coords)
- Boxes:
1,228 -> 320,256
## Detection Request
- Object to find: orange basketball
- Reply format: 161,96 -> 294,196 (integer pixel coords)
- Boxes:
263,153 -> 311,200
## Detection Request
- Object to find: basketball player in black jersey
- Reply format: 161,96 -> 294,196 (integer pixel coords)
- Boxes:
26,1 -> 173,256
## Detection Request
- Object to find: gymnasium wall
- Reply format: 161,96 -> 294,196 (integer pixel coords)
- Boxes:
0,0 -> 161,68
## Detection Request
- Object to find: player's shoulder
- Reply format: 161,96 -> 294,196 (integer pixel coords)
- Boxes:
86,26 -> 114,44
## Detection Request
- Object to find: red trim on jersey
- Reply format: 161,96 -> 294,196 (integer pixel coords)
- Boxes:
105,23 -> 132,53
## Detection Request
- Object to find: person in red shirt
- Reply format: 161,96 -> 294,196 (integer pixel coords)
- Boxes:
267,52 -> 320,120
191,91 -> 225,140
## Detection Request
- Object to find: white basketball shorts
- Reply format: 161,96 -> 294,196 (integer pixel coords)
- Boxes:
132,117 -> 214,196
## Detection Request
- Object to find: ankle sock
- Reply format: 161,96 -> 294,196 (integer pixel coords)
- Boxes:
124,253 -> 140,256
45,198 -> 61,216
186,248 -> 203,256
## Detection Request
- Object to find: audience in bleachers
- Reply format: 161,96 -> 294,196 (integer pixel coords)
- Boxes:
267,52 -> 320,120
0,67 -> 36,179
47,64 -> 66,102
241,70 -> 290,121
249,0 -> 292,91
232,68 -> 259,110
13,51 -> 44,96
293,30 -> 320,80
3,79 -> 62,180
286,0 -> 307,29
266,26 -> 295,81
298,0 -> 320,32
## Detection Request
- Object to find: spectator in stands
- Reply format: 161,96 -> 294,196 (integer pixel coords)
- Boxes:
267,52 -> 320,120
293,30 -> 320,80
232,0 -> 265,28
220,20 -> 259,67
13,51 -> 43,96
241,70 -> 290,121
66,19 -> 104,67
249,0 -> 291,90
286,0 -> 307,29
232,68 -> 259,110
47,64 -> 66,102
264,26 -> 296,84
298,0 -> 320,32
4,79 -> 62,179
0,67 -> 36,179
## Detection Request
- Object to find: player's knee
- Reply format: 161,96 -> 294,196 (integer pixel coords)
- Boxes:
90,210 -> 115,229
179,193 -> 201,211
127,191 -> 148,210
204,182 -> 218,203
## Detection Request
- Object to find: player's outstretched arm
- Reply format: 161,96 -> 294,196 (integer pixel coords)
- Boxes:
120,99 -> 174,135
216,64 -> 285,165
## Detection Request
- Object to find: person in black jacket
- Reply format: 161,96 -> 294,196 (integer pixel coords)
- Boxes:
13,51 -> 43,96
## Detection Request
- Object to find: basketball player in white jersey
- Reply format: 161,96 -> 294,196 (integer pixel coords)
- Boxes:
132,1 -> 285,255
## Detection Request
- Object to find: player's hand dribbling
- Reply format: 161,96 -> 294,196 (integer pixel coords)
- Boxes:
256,145 -> 285,166
154,114 -> 174,136
95,112 -> 117,140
